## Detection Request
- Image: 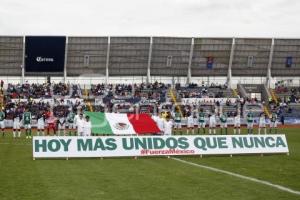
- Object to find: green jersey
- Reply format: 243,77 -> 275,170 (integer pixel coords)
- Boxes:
174,112 -> 181,123
247,112 -> 254,123
23,112 -> 32,125
67,112 -> 75,123
198,112 -> 205,123
220,114 -> 227,123
271,113 -> 277,122
0,111 -> 5,121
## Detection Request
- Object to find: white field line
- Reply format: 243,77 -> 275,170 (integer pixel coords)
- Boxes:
171,157 -> 300,196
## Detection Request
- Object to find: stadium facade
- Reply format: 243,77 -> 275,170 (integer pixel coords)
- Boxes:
0,36 -> 299,88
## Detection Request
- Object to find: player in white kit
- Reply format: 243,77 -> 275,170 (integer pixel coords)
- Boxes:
76,113 -> 85,136
83,116 -> 92,136
156,114 -> 165,134
58,114 -> 66,136
258,113 -> 267,134
233,112 -> 241,134
37,112 -> 45,136
208,112 -> 216,134
13,111 -> 21,138
186,112 -> 195,134
163,117 -> 173,136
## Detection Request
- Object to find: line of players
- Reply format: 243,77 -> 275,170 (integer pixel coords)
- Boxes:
0,108 -> 92,138
152,108 -> 279,135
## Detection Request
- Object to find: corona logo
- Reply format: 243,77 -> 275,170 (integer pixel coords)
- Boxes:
36,57 -> 54,62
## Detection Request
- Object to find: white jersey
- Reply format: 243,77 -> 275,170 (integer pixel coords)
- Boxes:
83,121 -> 92,136
163,120 -> 173,135
209,115 -> 216,127
187,116 -> 194,127
58,117 -> 66,129
76,118 -> 85,134
13,116 -> 21,129
37,117 -> 45,129
234,116 -> 241,126
156,117 -> 165,132
259,117 -> 266,127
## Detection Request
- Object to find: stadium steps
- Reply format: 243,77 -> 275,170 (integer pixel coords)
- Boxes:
270,89 -> 279,104
263,105 -> 271,117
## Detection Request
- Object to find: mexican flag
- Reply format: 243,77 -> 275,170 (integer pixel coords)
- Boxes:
84,112 -> 161,135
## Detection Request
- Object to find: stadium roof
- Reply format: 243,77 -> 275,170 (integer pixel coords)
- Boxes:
1,0 -> 300,38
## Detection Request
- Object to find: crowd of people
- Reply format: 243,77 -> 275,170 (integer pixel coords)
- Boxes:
0,81 -> 291,138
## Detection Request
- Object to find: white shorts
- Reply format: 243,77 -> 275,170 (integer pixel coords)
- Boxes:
187,123 -> 194,128
209,122 -> 216,128
234,123 -> 240,128
24,124 -> 31,129
220,123 -> 227,128
247,122 -> 254,129
37,123 -> 45,130
174,122 -> 181,129
58,124 -> 66,129
0,121 -> 4,129
259,123 -> 266,128
198,122 -> 206,128
270,121 -> 277,128
13,122 -> 21,129
77,127 -> 84,134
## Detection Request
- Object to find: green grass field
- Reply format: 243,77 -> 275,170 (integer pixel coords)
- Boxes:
0,128 -> 300,200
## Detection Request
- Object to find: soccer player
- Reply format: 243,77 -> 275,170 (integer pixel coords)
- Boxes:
233,112 -> 241,134
269,111 -> 278,134
258,113 -> 267,135
46,112 -> 57,136
156,114 -> 165,134
0,107 -> 5,137
163,116 -> 173,136
58,114 -> 66,136
83,116 -> 92,136
220,112 -> 228,135
37,112 -> 45,136
198,108 -> 206,134
208,112 -> 216,134
76,113 -> 85,136
23,108 -> 32,139
173,110 -> 182,135
66,109 -> 76,136
246,108 -> 254,134
13,110 -> 21,138
186,112 -> 195,134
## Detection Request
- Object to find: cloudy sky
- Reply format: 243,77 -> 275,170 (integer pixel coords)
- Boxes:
0,0 -> 299,37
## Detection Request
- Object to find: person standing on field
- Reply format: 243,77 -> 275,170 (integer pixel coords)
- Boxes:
269,111 -> 278,134
246,108 -> 254,134
23,108 -> 32,139
258,113 -> 267,134
0,107 -> 5,137
83,116 -> 92,136
198,108 -> 206,134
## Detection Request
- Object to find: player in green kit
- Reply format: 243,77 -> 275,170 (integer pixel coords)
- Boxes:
23,108 -> 32,139
0,107 -> 5,137
66,109 -> 76,136
247,108 -> 254,134
198,108 -> 206,134
269,111 -> 278,134
220,112 -> 228,135
173,110 -> 182,135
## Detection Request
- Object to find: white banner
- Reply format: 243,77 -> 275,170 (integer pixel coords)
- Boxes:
33,135 -> 289,158
181,98 -> 240,104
